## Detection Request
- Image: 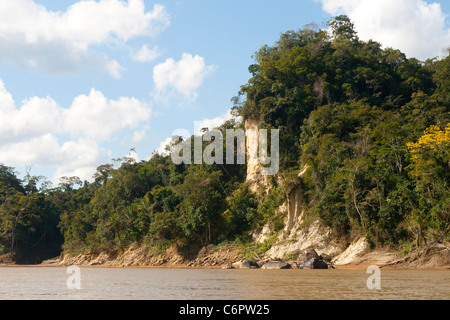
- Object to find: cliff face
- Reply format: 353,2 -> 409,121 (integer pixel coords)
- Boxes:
245,119 -> 271,193
254,168 -> 345,261
245,118 -> 345,260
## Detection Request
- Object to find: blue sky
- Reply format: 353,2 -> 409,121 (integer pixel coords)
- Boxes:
0,0 -> 449,184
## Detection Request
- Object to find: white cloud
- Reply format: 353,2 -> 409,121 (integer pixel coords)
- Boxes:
0,79 -> 15,113
132,45 -> 161,62
64,89 -> 151,140
153,53 -> 216,103
124,149 -> 141,163
52,166 -> 99,185
0,0 -> 170,77
0,134 -> 104,169
318,0 -> 450,60
0,80 -> 62,141
131,129 -> 148,145
154,136 -> 175,156
152,109 -> 238,158
0,81 -> 151,142
0,78 -> 150,181
194,109 -> 235,135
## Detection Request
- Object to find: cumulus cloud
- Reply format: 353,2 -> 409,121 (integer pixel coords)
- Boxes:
64,89 -> 151,140
0,134 -> 104,170
0,81 -> 151,142
152,109 -> 237,158
154,136 -> 176,156
318,0 -> 450,60
52,166 -> 101,185
153,53 -> 216,103
194,109 -> 235,135
130,129 -> 148,145
0,80 -> 62,141
132,45 -> 161,62
0,0 -> 170,77
0,78 -> 151,182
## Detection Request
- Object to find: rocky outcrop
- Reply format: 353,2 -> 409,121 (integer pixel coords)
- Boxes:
331,237 -> 368,265
264,219 -> 344,261
247,159 -> 345,263
245,119 -> 271,193
285,187 -> 304,232
284,166 -> 309,233
252,224 -> 274,244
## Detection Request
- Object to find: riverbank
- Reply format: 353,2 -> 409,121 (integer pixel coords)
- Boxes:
2,243 -> 449,270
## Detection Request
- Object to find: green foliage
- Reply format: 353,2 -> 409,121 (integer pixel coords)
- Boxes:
285,250 -> 300,261
231,16 -> 449,248
1,16 -> 448,261
238,234 -> 278,261
234,16 -> 436,170
223,183 -> 259,237
0,181 -> 62,263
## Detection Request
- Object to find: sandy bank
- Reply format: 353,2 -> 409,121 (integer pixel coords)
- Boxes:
2,243 -> 449,270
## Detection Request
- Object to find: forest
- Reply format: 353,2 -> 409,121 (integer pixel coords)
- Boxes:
0,16 -> 448,264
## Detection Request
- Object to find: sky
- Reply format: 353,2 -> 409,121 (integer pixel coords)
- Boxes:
0,0 -> 449,185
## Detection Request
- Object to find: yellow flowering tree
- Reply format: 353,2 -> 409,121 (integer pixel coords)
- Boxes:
407,123 -> 450,181
406,123 -> 450,246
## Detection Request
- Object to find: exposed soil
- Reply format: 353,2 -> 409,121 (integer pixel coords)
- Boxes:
333,245 -> 450,269
3,243 -> 447,271
2,240 -> 449,270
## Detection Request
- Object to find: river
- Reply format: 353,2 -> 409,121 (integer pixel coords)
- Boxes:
0,267 -> 448,300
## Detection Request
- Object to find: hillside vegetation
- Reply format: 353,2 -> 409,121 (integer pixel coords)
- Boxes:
0,16 -> 448,264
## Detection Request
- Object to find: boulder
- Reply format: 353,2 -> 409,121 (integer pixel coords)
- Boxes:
234,258 -> 259,269
296,248 -> 319,263
298,257 -> 329,269
305,248 -> 319,260
257,260 -> 268,268
319,253 -> 332,263
261,261 -> 291,269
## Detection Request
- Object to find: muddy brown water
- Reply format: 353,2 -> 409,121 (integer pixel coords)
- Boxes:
0,267 -> 448,300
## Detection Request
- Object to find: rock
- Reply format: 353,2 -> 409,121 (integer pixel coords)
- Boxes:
222,264 -> 234,269
305,248 -> 319,260
331,237 -> 368,265
88,252 -> 111,266
256,260 -> 268,268
241,258 -> 259,269
0,253 -> 15,264
298,257 -> 330,269
264,218 -> 343,261
234,258 -> 259,269
261,261 -> 291,269
319,253 -> 332,263
296,248 -> 319,264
